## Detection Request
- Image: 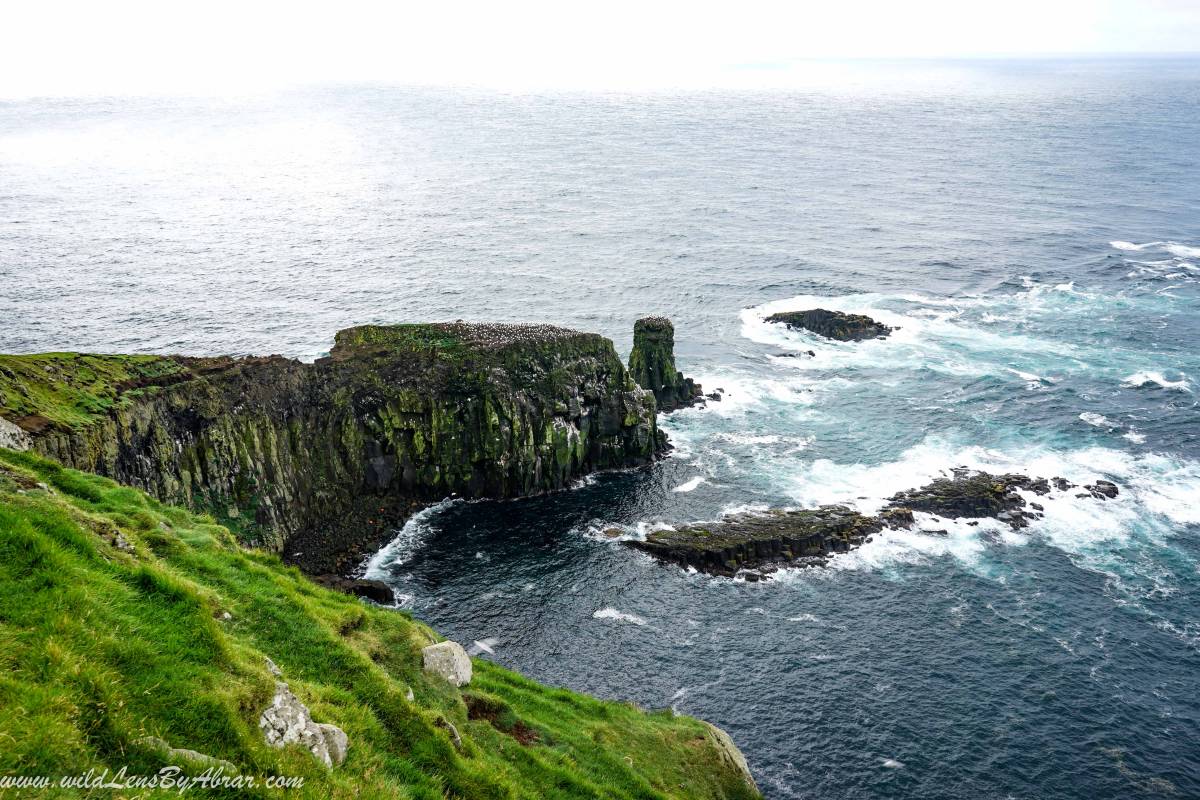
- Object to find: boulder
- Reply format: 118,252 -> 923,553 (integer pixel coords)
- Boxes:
259,681 -> 349,767
628,317 -> 705,413
422,640 -> 473,687
765,308 -> 892,341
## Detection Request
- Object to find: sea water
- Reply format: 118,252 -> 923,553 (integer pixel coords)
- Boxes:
3,59 -> 1198,798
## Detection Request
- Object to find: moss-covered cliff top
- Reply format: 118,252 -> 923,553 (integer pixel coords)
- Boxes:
331,322 -> 602,359
0,447 -> 757,799
0,353 -> 192,432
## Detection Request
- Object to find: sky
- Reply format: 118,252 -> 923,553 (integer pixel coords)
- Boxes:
2,0 -> 1199,97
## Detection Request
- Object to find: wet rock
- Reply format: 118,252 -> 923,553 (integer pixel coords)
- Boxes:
1085,480 -> 1119,500
627,505 -> 892,576
628,317 -> 705,413
260,681 -> 348,767
886,468 -> 1036,521
765,308 -> 892,341
422,641 -> 472,687
631,470 -> 1121,575
313,575 -> 395,604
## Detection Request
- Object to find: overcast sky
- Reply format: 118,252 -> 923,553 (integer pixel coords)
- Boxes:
2,0 -> 1198,97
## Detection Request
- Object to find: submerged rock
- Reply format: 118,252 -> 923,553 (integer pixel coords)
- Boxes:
765,308 -> 892,341
422,640 -> 473,687
628,317 -> 705,412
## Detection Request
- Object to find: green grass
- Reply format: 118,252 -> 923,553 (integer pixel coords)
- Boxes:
0,448 -> 757,799
0,354 -> 188,430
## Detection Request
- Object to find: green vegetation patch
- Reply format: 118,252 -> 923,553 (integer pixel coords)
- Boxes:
0,353 -> 189,432
0,447 -> 758,799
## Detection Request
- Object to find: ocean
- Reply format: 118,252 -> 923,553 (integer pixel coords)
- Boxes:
3,58 -> 1198,798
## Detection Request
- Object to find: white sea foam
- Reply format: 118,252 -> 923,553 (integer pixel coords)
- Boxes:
1165,243 -> 1200,258
1123,430 -> 1147,444
1121,371 -> 1192,393
363,498 -> 460,576
592,608 -> 647,625
765,435 -> 1200,581
1079,412 -> 1113,429
672,476 -> 706,493
1110,240 -> 1148,251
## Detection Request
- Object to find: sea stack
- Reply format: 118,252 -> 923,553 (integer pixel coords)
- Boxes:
628,317 -> 705,412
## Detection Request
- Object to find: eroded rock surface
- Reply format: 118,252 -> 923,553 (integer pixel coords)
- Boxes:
260,681 -> 349,767
765,308 -> 892,341
0,416 -> 31,451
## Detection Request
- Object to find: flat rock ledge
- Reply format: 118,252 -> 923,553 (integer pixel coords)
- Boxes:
630,469 -> 1119,576
260,680 -> 349,767
422,641 -> 473,687
765,308 -> 893,341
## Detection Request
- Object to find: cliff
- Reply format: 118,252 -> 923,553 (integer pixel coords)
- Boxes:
0,447 -> 760,799
0,323 -> 662,573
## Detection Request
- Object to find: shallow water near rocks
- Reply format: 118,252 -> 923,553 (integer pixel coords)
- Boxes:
4,59 -> 1200,798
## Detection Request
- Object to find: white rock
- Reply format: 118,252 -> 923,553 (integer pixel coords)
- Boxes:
264,657 -> 282,677
0,417 -> 32,452
259,682 -> 348,767
421,641 -> 472,687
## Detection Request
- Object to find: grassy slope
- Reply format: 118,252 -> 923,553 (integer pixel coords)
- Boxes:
0,354 -> 188,430
0,448 -> 756,800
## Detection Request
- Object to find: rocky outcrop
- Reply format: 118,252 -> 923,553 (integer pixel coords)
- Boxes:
311,575 -> 395,604
765,308 -> 892,341
2,323 -> 662,573
633,469 -> 1119,576
628,317 -> 705,412
886,468 -> 1052,528
628,506 -> 911,577
260,681 -> 349,767
422,641 -> 473,687
704,723 -> 758,795
0,416 -> 31,451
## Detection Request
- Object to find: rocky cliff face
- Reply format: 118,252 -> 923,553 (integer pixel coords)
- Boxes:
1,323 -> 662,571
627,317 -> 704,412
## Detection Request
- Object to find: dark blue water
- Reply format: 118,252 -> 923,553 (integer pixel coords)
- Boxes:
3,59 -> 1199,798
